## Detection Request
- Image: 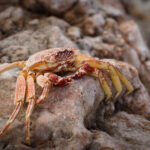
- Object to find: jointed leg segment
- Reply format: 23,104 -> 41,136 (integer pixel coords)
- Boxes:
35,69 -> 87,105
108,65 -> 122,99
25,75 -> 35,145
0,61 -> 25,73
97,70 -> 112,101
0,72 -> 26,136
36,74 -> 52,105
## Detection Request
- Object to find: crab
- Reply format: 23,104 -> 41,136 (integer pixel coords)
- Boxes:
0,47 -> 134,144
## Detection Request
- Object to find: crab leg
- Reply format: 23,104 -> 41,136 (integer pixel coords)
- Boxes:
0,61 -> 25,73
80,59 -> 122,99
108,65 -> 122,99
35,70 -> 86,105
0,72 -> 26,136
97,70 -> 112,102
25,75 -> 35,145
115,69 -> 134,95
76,56 -> 133,99
36,74 -> 51,105
36,82 -> 50,105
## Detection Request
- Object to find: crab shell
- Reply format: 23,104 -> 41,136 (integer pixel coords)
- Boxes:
26,47 -> 80,72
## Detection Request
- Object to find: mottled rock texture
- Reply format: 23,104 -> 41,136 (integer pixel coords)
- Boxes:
0,0 -> 150,150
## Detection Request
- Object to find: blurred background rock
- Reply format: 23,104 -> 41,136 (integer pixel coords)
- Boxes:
121,0 -> 150,47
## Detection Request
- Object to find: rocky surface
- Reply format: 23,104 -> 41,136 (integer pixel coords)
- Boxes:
0,0 -> 150,150
121,0 -> 150,47
0,60 -> 150,150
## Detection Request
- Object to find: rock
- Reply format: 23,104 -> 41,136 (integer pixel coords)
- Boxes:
0,0 -> 19,5
0,0 -> 150,149
0,6 -> 24,35
67,26 -> 81,41
119,20 -> 150,61
102,18 -> 125,46
122,0 -> 150,48
121,0 -> 150,16
81,13 -> 105,36
21,0 -> 77,15
0,46 -> 29,63
44,16 -> 70,31
119,20 -> 150,94
28,19 -> 40,26
87,130 -> 121,150
121,44 -> 141,70
0,24 -> 77,62
0,5 -> 43,38
45,25 -> 78,48
77,36 -> 102,52
97,112 -> 150,150
100,0 -> 126,18
64,0 -> 99,24
0,59 -> 150,149
121,0 -> 150,45
140,61 -> 150,95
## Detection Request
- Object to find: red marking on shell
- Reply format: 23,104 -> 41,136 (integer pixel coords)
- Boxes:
83,64 -> 94,72
55,49 -> 74,61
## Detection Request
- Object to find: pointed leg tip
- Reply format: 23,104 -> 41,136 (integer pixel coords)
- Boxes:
125,90 -> 132,96
125,92 -> 129,96
26,137 -> 31,145
105,96 -> 111,103
125,88 -> 134,96
114,93 -> 120,100
105,94 -> 112,101
0,128 -> 6,136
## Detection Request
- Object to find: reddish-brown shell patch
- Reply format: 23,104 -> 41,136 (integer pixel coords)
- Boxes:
55,49 -> 74,61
